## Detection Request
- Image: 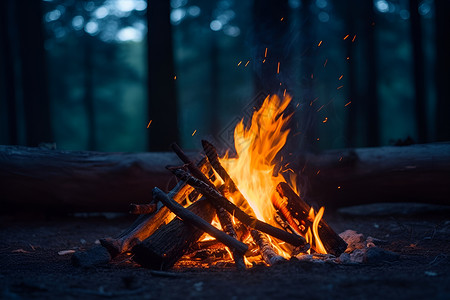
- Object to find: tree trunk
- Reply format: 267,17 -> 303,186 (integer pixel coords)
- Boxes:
147,0 -> 178,151
16,0 -> 53,146
434,0 -> 450,142
409,0 -> 427,143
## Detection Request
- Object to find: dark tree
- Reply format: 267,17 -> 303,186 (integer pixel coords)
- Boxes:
409,0 -> 427,143
0,0 -> 18,144
16,0 -> 53,146
362,1 -> 379,147
343,0 -> 358,147
435,0 -> 450,141
147,0 -> 178,151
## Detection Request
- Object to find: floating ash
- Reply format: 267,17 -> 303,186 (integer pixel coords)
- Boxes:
72,94 -> 352,270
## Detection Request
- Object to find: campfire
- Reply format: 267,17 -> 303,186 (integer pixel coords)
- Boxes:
73,94 -> 347,270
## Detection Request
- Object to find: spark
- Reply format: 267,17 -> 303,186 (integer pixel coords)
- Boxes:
280,17 -> 284,21
337,186 -> 341,189
174,75 -> 177,80
343,34 -> 349,40
318,40 -> 323,47
311,73 -> 314,79
310,97 -> 319,106
237,61 -> 242,66
339,156 -> 343,161
316,169 -> 321,175
277,62 -> 280,74
346,57 -> 350,60
245,60 -> 250,67
147,120 -> 152,128
262,59 -> 266,63
344,101 -> 352,107
316,104 -> 325,112
192,129 -> 197,136
337,85 -> 344,90
283,89 -> 287,97
323,59 -> 328,67
322,117 -> 328,123
352,35 -> 356,42
264,47 -> 268,58
339,75 -> 343,80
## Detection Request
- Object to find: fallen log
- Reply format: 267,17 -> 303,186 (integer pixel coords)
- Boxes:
132,197 -> 217,270
275,182 -> 347,256
1,143 -> 450,212
299,142 -> 450,208
0,145 -> 183,212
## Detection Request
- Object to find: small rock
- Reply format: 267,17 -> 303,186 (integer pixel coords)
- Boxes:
339,230 -> 365,252
365,247 -> 399,264
349,249 -> 365,263
338,252 -> 351,264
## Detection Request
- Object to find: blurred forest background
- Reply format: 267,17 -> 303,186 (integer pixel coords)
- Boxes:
0,0 -> 449,152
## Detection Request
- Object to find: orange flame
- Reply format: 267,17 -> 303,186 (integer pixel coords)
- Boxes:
220,94 -> 326,257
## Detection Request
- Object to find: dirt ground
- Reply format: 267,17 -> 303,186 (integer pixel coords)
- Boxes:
1,205 -> 449,299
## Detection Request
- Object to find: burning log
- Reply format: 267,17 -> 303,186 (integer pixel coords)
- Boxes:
129,203 -> 157,215
72,178 -> 194,267
275,182 -> 347,256
250,230 -> 286,266
132,195 -> 220,269
171,143 -> 246,270
202,139 -> 288,264
171,168 -> 309,249
152,187 -> 247,255
100,179 -> 194,257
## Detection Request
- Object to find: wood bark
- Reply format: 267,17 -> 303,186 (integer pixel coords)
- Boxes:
250,230 -> 286,266
275,182 -> 347,256
132,197 -> 216,270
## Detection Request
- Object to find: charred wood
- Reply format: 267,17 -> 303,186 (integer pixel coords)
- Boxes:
131,196 -> 217,270
250,230 -> 286,266
171,143 -> 246,270
171,168 -> 309,249
275,182 -> 347,256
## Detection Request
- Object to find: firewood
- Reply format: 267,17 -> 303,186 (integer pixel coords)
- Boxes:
202,139 -> 287,262
152,187 -> 247,253
129,203 -> 157,215
132,196 -> 217,270
171,168 -> 309,249
72,179 -> 194,268
275,182 -> 347,256
99,179 -> 194,257
250,230 -> 286,266
171,143 -> 246,270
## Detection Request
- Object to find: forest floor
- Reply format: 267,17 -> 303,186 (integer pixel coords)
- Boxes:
1,204 -> 449,299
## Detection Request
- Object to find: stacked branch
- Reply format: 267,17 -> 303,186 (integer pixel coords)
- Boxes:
202,140 -> 286,265
274,182 -> 347,256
